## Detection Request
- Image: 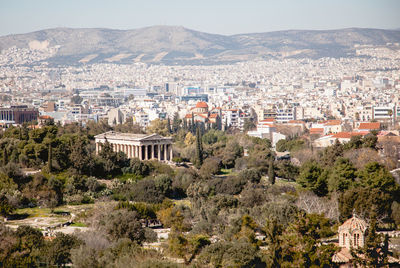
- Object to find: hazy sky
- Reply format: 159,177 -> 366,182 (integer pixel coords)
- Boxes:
0,0 -> 399,36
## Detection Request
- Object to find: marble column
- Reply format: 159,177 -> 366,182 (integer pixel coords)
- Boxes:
96,143 -> 99,154
145,145 -> 148,160
139,145 -> 143,160
151,145 -> 155,159
169,144 -> 173,161
164,144 -> 167,161
158,144 -> 161,161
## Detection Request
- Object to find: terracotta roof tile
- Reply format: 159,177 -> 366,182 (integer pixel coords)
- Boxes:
358,122 -> 380,130
310,128 -> 324,134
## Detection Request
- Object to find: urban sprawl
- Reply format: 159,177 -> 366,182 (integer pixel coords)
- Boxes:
1,44 -> 400,150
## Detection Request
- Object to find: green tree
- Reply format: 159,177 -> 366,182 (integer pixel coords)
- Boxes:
268,160 -> 276,185
167,118 -> 172,134
243,118 -> 256,132
264,219 -> 283,267
195,127 -> 203,168
297,161 -> 328,196
104,209 -> 146,244
98,139 -> 120,176
146,119 -> 169,136
276,139 -> 288,152
221,140 -> 243,169
362,133 -> 378,149
327,158 -> 356,193
172,112 -> 181,133
279,213 -> 336,267
339,187 -> 393,222
199,157 -> 221,179
69,137 -> 92,175
48,142 -> 53,173
358,162 -> 399,195
0,193 -> 14,217
320,139 -> 343,167
44,233 -> 82,266
48,177 -> 64,206
2,148 -> 7,167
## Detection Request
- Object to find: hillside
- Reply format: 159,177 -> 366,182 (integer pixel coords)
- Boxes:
1,26 -> 400,65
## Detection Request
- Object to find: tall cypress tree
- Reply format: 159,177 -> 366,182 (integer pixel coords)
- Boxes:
48,143 -> 53,173
191,113 -> 195,133
167,118 -> 172,134
195,127 -> 203,168
172,112 -> 181,133
216,115 -> 222,130
183,119 -> 187,130
268,160 -> 275,185
3,148 -> 8,167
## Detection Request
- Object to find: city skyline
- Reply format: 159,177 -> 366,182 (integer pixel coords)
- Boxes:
1,0 -> 399,36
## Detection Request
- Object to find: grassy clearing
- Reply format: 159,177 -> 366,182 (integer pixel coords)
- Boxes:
115,173 -> 143,182
70,222 -> 87,227
218,168 -> 236,176
15,207 -> 54,218
14,203 -> 95,218
173,199 -> 191,208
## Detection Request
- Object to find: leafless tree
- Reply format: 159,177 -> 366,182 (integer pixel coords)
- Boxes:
296,191 -> 339,222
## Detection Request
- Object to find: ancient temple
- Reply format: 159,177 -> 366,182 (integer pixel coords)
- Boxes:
95,131 -> 173,161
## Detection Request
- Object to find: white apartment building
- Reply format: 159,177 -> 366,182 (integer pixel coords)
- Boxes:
276,107 -> 296,123
373,105 -> 394,121
223,109 -> 240,128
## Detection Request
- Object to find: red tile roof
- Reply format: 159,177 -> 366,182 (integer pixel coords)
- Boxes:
195,101 -> 208,108
260,118 -> 275,122
288,120 -> 304,124
358,122 -> 380,130
310,128 -> 324,134
324,120 -> 341,126
209,113 -> 218,118
331,132 -> 367,139
39,115 -> 53,119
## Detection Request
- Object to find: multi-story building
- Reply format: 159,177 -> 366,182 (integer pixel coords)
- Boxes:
373,105 -> 395,121
0,105 -> 39,125
276,107 -> 296,123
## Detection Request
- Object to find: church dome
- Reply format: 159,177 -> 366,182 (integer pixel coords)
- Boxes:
338,215 -> 368,234
195,102 -> 208,109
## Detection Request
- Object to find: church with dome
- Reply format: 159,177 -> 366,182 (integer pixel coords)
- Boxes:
183,101 -> 222,128
338,214 -> 368,249
332,214 -> 369,267
332,214 -> 399,267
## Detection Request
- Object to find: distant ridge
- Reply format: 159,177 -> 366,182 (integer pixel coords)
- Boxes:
1,26 -> 400,65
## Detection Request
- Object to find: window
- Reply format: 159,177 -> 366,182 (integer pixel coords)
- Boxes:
343,233 -> 346,245
353,233 -> 360,247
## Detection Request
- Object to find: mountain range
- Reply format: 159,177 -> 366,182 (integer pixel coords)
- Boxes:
1,26 -> 400,65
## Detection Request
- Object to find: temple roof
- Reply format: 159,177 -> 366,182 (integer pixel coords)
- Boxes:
94,131 -> 172,142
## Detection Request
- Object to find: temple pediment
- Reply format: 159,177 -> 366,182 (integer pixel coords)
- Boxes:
138,133 -> 171,141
